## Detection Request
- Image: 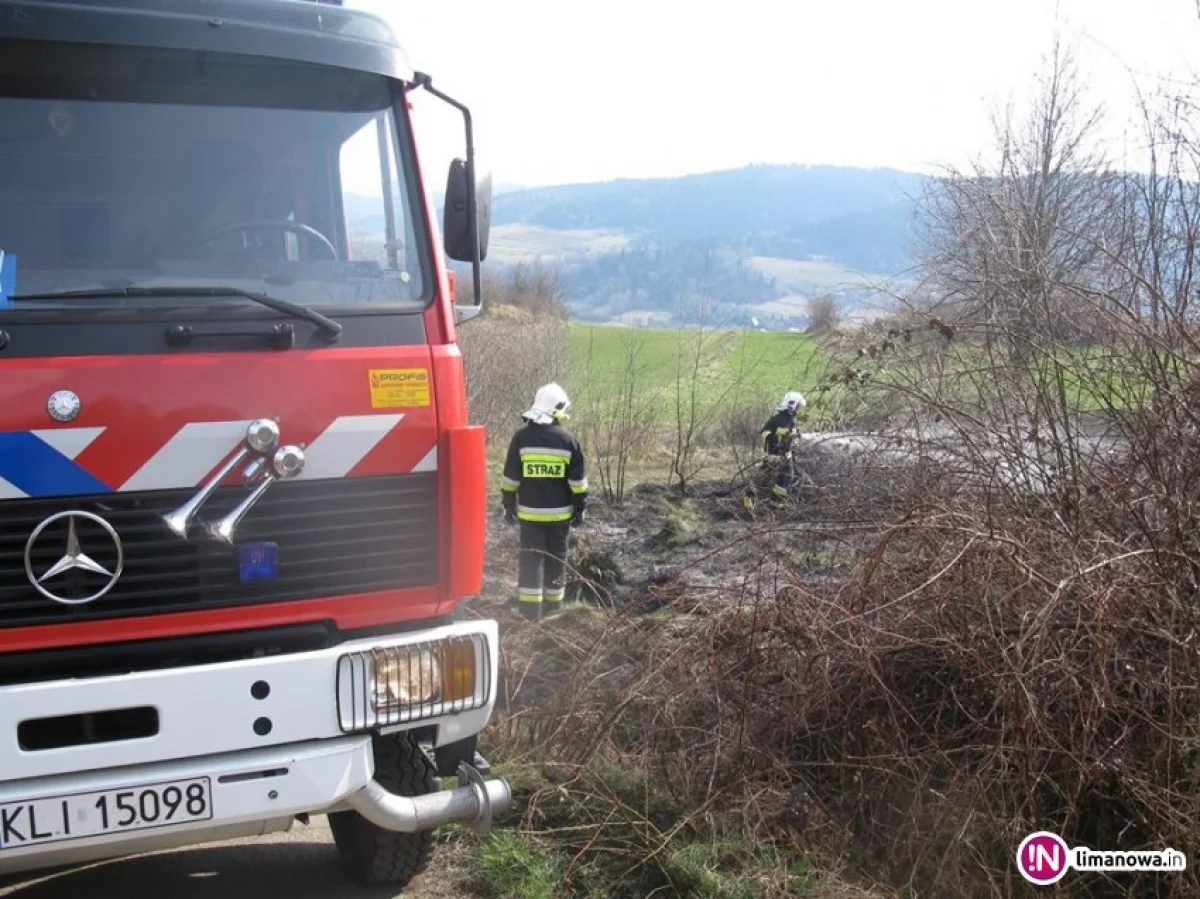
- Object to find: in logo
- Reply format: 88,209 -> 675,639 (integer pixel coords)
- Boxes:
1018,831 -> 1071,885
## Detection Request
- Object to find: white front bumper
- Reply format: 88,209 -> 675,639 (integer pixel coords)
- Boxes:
0,620 -> 498,784
0,735 -> 374,874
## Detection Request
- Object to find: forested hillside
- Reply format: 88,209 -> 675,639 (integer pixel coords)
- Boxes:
465,164 -> 925,325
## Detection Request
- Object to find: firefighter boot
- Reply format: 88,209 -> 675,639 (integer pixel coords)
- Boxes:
517,592 -> 543,621
543,588 -> 566,616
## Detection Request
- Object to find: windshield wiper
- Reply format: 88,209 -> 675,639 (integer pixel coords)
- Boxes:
10,285 -> 343,342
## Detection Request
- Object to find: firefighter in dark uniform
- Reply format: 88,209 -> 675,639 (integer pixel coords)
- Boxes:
760,390 -> 806,504
500,383 -> 587,620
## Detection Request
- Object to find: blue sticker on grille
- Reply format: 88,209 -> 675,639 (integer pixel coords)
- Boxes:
0,251 -> 15,307
237,542 -> 279,583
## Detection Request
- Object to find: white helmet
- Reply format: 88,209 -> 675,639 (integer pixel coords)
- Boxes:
777,390 -> 806,413
523,382 -> 571,425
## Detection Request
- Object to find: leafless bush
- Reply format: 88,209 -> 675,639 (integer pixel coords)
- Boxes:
740,41 -> 1200,896
807,295 -> 842,335
669,281 -> 769,492
670,294 -> 725,493
458,259 -> 568,316
499,259 -> 569,318
460,303 -> 567,444
458,261 -> 572,443
916,40 -> 1120,357
717,404 -> 768,474
666,517 -> 1198,897
573,327 -> 658,504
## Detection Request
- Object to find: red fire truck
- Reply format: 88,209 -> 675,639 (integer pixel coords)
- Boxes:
0,0 -> 508,888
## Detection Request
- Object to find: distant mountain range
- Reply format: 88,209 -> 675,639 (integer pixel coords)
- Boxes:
343,181 -> 524,237
359,164 -> 930,328
491,166 -> 922,268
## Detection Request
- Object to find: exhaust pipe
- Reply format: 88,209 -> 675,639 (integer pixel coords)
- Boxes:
344,763 -> 510,835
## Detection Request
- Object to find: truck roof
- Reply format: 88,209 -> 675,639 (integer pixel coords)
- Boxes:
1,0 -> 412,82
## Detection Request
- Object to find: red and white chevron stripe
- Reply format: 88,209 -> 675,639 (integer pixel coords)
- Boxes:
124,414 -> 425,491
1,414 -> 434,499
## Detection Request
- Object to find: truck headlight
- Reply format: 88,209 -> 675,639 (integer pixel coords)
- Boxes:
336,635 -> 490,732
374,650 -> 440,709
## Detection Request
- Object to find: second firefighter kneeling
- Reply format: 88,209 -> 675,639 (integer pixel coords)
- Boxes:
500,383 -> 588,620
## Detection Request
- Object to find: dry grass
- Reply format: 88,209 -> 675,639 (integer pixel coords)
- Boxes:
480,458 -> 1200,896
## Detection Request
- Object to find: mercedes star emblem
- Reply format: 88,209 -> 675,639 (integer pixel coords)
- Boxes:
47,389 -> 81,422
24,511 -> 124,605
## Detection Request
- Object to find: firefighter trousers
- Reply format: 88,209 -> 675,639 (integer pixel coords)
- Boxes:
517,520 -> 571,619
770,454 -> 796,501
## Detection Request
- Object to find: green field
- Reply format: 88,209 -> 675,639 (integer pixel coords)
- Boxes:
565,324 -> 836,417
482,321 -> 1164,500
557,323 -> 1156,429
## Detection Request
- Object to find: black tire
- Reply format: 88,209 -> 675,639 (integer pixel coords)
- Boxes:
329,732 -> 439,886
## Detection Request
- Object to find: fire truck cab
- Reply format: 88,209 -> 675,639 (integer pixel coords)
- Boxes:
0,0 -> 506,888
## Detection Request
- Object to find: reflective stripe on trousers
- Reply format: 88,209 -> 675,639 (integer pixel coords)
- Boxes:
518,521 -> 570,607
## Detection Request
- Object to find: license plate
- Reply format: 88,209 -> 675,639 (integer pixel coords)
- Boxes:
0,777 -> 212,850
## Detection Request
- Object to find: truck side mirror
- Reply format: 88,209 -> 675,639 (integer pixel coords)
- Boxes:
443,159 -> 491,264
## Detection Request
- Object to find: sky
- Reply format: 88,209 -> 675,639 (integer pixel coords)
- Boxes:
347,0 -> 1200,191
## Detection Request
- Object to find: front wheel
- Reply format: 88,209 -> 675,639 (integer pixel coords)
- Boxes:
329,733 -> 438,886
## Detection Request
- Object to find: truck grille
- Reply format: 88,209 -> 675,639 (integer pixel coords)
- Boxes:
0,473 -> 438,629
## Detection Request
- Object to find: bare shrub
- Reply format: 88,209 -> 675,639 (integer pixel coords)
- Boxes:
454,259 -> 567,317
655,519 -> 1199,897
460,303 -> 567,445
916,40 -> 1118,357
458,261 -> 572,444
670,295 -> 724,493
668,277 -> 768,492
807,294 -> 841,335
573,327 -> 657,504
717,404 -> 767,474
500,259 -> 569,318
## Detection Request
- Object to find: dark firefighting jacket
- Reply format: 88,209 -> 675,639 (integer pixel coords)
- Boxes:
500,421 -> 587,523
761,409 -> 797,457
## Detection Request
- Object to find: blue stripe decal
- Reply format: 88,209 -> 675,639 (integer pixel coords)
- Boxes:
0,431 -> 111,497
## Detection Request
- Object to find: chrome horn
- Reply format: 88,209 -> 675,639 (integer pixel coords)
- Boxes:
210,444 -> 306,544
163,419 -> 280,537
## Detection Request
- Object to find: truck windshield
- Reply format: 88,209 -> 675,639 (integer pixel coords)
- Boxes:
0,40 -> 429,311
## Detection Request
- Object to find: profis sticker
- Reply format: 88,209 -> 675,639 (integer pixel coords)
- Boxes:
369,368 -> 431,409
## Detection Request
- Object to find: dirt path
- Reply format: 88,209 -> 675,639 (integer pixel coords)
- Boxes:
0,818 -> 480,899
